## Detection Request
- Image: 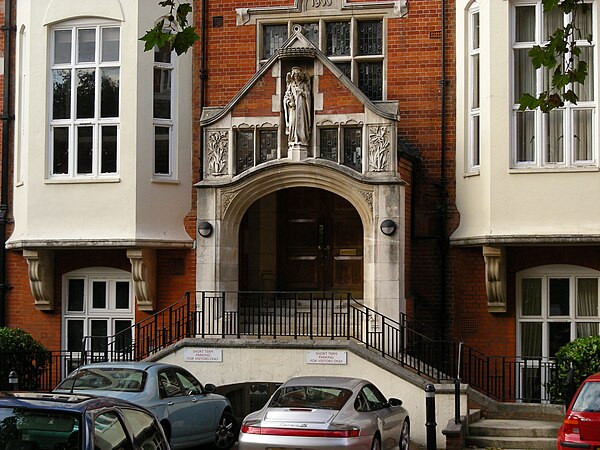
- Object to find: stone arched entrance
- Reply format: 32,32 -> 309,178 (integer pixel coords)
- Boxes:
196,164 -> 405,321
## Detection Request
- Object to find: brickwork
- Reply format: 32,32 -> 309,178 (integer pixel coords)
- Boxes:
316,68 -> 364,115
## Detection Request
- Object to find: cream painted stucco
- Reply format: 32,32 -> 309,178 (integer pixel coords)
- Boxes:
8,0 -> 193,249
155,341 -> 467,448
453,0 -> 600,244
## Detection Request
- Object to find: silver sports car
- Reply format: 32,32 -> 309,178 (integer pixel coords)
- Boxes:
238,376 -> 410,450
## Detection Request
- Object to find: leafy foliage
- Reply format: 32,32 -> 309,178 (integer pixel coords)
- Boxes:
140,1 -> 200,55
546,335 -> 600,402
519,0 -> 591,112
0,328 -> 50,390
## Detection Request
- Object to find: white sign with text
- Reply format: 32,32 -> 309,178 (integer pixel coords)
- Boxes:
306,350 -> 347,365
184,348 -> 223,362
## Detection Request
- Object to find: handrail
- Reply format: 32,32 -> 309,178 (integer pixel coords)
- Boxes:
40,290 -> 558,402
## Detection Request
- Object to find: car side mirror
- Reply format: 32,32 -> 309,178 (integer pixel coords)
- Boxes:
388,397 -> 402,407
204,383 -> 217,394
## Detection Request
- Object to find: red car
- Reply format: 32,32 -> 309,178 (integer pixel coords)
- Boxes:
558,372 -> 600,450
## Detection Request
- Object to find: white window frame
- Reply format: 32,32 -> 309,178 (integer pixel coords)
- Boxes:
48,20 -> 121,180
62,268 -> 134,369
468,3 -> 481,173
511,0 -> 597,170
258,17 -> 386,101
152,45 -> 178,181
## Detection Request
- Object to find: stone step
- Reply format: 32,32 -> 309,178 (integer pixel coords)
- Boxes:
465,435 -> 557,449
469,418 -> 561,438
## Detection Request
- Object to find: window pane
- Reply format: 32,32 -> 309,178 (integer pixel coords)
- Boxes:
121,409 -> 167,450
472,12 -> 480,49
68,279 -> 85,312
515,6 -> 536,42
358,62 -> 383,101
577,322 -> 599,337
577,278 -> 598,317
54,30 -> 72,64
336,63 -> 351,79
320,128 -> 338,161
154,126 -> 170,175
293,23 -> 319,47
76,69 -> 95,119
545,110 -> 564,163
263,25 -> 287,59
358,21 -> 382,55
549,278 -> 570,316
101,126 -> 118,173
516,111 -> 535,162
94,412 -> 130,450
259,130 -> 277,163
155,45 -> 171,64
92,281 -> 107,309
544,7 -> 564,41
77,126 -> 93,174
574,46 -> 594,102
154,68 -> 172,119
574,6 -> 592,39
77,29 -> 96,63
549,322 -> 571,356
514,48 -> 536,103
67,320 -> 84,352
472,54 -> 480,109
52,69 -> 71,120
343,128 -> 362,171
573,109 -> 593,161
326,22 -> 350,56
471,115 -> 480,167
521,322 -> 542,356
101,27 -> 120,62
236,130 -> 254,173
91,320 -> 108,352
521,278 -> 542,316
53,127 -> 70,174
116,282 -> 130,309
101,68 -> 119,118
115,320 -> 132,352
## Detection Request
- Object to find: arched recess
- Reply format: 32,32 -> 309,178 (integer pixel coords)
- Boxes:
44,0 -> 124,25
196,163 -> 405,320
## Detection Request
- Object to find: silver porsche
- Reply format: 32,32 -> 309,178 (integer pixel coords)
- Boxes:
238,376 -> 410,450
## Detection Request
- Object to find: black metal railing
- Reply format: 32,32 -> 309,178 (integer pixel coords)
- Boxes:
14,291 -> 557,402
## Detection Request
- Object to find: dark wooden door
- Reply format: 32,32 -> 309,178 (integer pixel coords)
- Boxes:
278,188 -> 363,298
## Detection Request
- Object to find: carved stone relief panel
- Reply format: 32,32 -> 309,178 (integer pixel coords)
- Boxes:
206,130 -> 229,176
368,126 -> 390,172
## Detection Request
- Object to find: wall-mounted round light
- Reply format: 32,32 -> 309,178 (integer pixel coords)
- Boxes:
380,219 -> 397,236
198,221 -> 213,238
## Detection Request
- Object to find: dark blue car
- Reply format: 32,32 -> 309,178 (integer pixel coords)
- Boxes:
0,391 -> 170,450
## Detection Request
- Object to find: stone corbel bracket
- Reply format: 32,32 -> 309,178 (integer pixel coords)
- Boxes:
23,249 -> 54,311
483,245 -> 507,313
127,249 -> 157,312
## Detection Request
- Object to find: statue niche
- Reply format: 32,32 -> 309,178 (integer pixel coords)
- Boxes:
283,66 -> 312,156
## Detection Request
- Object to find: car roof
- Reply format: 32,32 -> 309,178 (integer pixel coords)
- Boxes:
583,372 -> 600,382
75,361 -> 178,371
281,376 -> 368,390
0,392 -> 142,413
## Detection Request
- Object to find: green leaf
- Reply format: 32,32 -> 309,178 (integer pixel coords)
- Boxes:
176,3 -> 193,27
172,26 -> 200,55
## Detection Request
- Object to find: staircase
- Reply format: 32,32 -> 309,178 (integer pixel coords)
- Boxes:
465,409 -> 562,449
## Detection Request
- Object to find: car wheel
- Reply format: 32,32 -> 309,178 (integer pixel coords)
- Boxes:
400,420 -> 410,450
370,436 -> 381,450
214,411 -> 237,449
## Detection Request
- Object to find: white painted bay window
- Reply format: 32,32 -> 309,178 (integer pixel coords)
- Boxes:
153,45 -> 176,179
512,1 -> 596,169
468,3 -> 480,172
50,24 -> 120,178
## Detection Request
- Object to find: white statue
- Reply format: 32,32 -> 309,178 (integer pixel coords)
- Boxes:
284,67 -> 312,146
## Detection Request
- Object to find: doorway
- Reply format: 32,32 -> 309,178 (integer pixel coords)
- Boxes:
239,187 -> 363,299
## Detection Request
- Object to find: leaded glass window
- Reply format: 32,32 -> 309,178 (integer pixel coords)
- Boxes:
343,127 -> 362,171
326,22 -> 350,56
319,128 -> 338,161
237,130 -> 255,173
264,25 -> 288,59
259,130 -> 277,163
358,21 -> 383,55
358,62 -> 383,101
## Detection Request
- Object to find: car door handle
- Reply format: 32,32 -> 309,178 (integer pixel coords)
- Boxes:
167,401 -> 174,406
191,397 -> 198,402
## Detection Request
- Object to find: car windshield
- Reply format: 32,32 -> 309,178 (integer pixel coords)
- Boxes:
57,367 -> 147,392
269,386 -> 352,410
572,381 -> 600,412
0,407 -> 81,450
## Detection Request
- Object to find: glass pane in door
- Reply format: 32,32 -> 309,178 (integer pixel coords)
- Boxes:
549,322 -> 571,356
549,278 -> 570,316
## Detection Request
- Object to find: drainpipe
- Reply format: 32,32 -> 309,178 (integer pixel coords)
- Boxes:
0,0 -> 14,326
198,0 -> 207,177
439,0 -> 449,335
